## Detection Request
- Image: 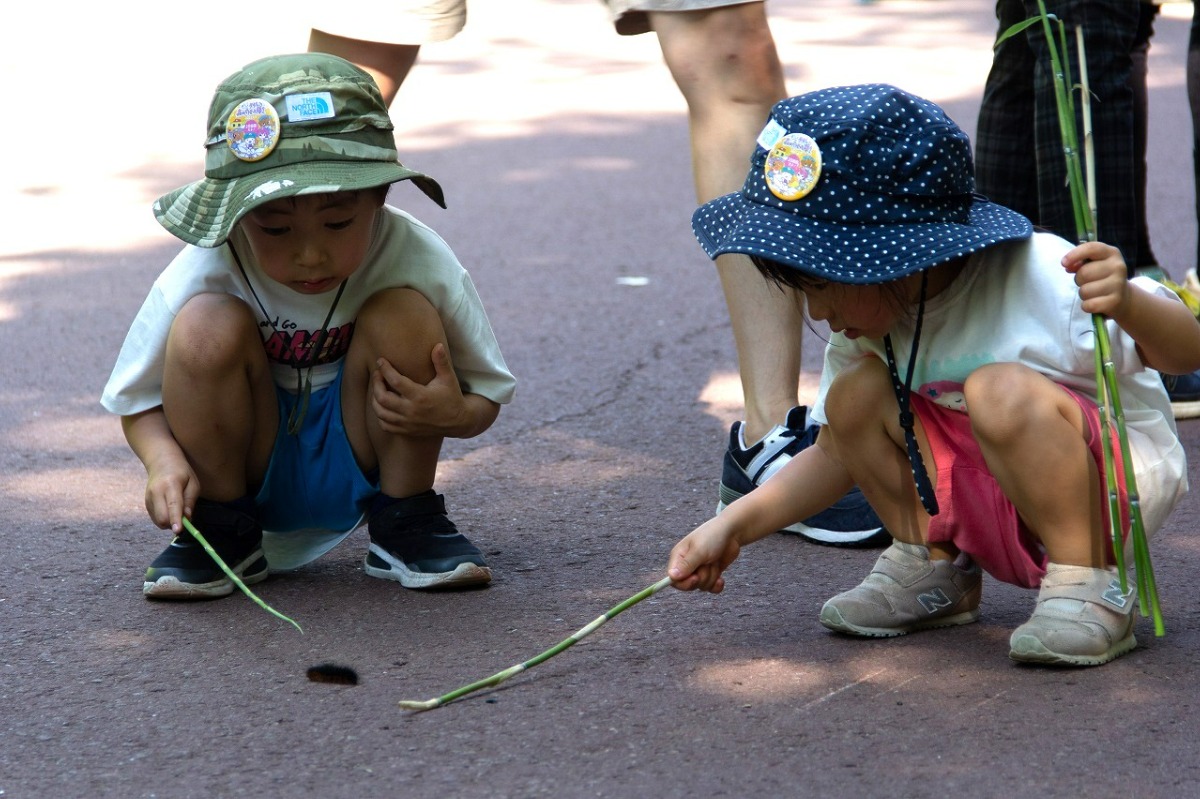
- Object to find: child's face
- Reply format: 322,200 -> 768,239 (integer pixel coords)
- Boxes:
238,190 -> 384,294
802,280 -> 903,340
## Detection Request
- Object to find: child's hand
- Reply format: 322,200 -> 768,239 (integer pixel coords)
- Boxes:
667,517 -> 742,594
371,343 -> 469,436
144,453 -> 200,534
1062,241 -> 1131,319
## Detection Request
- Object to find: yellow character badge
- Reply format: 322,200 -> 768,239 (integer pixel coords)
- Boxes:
764,132 -> 821,202
227,98 -> 281,162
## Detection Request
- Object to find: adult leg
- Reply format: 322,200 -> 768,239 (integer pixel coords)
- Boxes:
1029,0 -> 1141,265
1131,1 -> 1159,272
976,0 -> 1041,223
650,4 -> 797,443
308,29 -> 420,106
1190,9 -> 1200,270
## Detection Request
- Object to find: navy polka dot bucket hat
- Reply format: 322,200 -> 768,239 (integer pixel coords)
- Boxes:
692,84 -> 1032,284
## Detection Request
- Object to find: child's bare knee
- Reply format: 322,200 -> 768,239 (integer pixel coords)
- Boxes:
357,289 -> 445,362
826,356 -> 893,430
960,362 -> 1036,419
168,294 -> 257,369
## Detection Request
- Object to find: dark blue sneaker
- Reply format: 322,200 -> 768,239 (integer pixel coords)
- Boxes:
1163,370 -> 1200,420
365,491 -> 491,589
144,498 -> 268,600
718,406 -> 890,547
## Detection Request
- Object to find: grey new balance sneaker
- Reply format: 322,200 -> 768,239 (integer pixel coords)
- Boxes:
1009,564 -> 1137,666
819,541 -> 982,637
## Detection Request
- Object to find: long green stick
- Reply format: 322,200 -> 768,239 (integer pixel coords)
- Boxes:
398,576 -> 674,711
181,517 -> 302,633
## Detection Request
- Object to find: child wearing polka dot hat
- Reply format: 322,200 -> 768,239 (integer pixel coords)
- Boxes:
102,53 -> 516,600
666,83 -> 1200,666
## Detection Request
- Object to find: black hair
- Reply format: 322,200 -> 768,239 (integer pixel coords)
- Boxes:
748,253 -> 916,322
750,254 -> 824,293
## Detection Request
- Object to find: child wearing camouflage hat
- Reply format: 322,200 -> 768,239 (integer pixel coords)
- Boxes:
102,53 -> 515,598
666,84 -> 1200,666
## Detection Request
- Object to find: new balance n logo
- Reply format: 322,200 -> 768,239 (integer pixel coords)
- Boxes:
1102,578 -> 1131,609
917,588 -> 952,614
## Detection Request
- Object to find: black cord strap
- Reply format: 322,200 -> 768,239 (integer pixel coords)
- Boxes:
882,270 -> 939,517
228,244 -> 346,435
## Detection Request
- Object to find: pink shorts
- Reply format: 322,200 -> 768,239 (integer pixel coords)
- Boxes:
913,387 -> 1129,589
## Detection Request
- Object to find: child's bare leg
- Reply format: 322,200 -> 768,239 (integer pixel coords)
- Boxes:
963,363 -> 1106,568
343,288 -> 491,589
819,358 -> 981,636
341,288 -> 445,497
822,356 -> 937,550
161,294 -> 278,501
969,364 -> 1138,666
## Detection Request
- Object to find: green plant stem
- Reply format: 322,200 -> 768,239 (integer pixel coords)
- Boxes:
181,517 -> 302,633
1026,2 -> 1164,634
398,576 -> 674,711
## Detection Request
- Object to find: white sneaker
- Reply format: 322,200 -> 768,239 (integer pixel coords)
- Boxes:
1009,564 -> 1137,666
819,542 -> 982,637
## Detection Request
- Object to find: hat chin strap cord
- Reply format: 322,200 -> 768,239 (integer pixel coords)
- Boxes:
882,270 -> 940,517
229,244 -> 347,435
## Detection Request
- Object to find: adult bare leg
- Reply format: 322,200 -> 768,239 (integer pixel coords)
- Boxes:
651,4 -> 797,443
308,29 -> 420,106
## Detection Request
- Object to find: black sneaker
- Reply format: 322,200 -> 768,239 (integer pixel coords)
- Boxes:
718,406 -> 890,547
1162,370 -> 1200,420
365,491 -> 492,589
143,498 -> 268,600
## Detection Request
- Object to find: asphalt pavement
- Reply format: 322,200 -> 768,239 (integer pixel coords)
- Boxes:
3,1 -> 1200,796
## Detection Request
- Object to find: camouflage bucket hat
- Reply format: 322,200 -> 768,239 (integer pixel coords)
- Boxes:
154,53 -> 446,248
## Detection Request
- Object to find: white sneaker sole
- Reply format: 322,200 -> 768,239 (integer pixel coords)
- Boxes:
364,544 -> 492,590
819,604 -> 980,637
1009,631 -> 1137,666
716,500 -> 887,545
1170,399 -> 1200,420
143,551 -> 268,600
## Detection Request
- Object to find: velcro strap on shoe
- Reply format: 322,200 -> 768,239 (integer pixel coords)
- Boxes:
1039,573 -> 1134,612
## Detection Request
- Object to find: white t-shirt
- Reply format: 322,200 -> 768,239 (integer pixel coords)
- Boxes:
102,205 -> 516,415
811,232 -> 1187,536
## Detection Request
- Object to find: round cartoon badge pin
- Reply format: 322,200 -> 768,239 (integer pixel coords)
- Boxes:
227,99 -> 281,162
764,132 -> 821,201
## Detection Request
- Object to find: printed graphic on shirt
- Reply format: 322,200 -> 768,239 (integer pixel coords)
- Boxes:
261,319 -> 355,368
920,380 -> 968,412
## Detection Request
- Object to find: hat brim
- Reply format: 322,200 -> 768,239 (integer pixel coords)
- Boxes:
692,191 -> 1033,284
154,160 -> 445,248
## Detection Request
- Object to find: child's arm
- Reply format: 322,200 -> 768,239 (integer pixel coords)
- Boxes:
667,429 -> 854,593
1063,241 -> 1200,375
370,342 -> 500,439
121,408 -> 200,534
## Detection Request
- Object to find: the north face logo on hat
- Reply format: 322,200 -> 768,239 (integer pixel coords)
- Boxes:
286,92 -> 336,122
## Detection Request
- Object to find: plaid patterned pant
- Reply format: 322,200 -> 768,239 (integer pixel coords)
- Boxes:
975,0 -> 1152,270
1191,11 -> 1200,268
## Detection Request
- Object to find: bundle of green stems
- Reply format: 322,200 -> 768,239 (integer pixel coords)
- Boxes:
997,2 -> 1163,634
